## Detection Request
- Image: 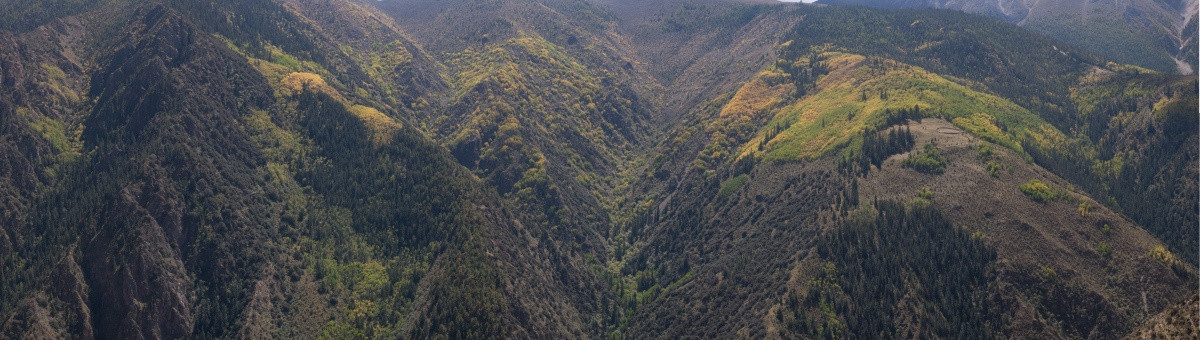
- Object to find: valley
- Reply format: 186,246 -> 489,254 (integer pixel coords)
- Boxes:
0,0 -> 1196,338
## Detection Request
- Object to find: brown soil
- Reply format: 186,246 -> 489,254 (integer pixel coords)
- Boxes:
859,118 -> 1197,337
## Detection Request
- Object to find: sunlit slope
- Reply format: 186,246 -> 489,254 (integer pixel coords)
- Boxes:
732,52 -> 1064,163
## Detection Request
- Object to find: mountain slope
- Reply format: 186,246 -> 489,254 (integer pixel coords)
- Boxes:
370,0 -> 661,263
617,45 -> 1195,337
595,0 -> 808,120
772,5 -> 1200,269
0,1 -> 616,338
1126,293 -> 1200,339
0,0 -> 1195,338
818,0 -> 1199,73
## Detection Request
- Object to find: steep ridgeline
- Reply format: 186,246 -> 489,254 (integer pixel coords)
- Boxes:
370,0 -> 657,259
780,4 -> 1200,269
1,1 -> 614,338
167,0 -> 446,123
817,0 -> 1200,74
0,0 -> 1196,339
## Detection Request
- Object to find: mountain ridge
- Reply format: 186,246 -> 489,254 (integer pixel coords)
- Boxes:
817,0 -> 1200,74
0,0 -> 1195,338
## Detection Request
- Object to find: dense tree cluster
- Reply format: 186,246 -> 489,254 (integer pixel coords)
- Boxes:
860,127 -> 915,170
781,200 -> 999,338
901,143 -> 946,174
839,113 -> 917,176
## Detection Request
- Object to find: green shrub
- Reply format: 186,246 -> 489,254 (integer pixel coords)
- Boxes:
977,142 -> 994,160
985,161 -> 1005,178
718,174 -> 750,198
1040,266 -> 1057,280
1077,202 -> 1091,216
1149,246 -> 1176,264
1019,179 -> 1063,203
1095,243 -> 1112,257
901,143 -> 946,174
906,197 -> 931,209
917,187 -> 934,200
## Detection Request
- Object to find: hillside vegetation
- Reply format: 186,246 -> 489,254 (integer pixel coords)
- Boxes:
819,0 -> 1197,74
0,0 -> 1195,338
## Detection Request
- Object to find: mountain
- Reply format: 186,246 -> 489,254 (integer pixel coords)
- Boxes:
0,0 -> 1195,338
818,0 -> 1199,74
1,1 -> 612,337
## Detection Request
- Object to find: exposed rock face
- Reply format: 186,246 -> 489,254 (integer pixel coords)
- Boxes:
82,171 -> 195,339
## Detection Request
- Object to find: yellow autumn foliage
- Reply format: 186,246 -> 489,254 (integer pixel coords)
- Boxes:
349,105 -> 402,146
281,72 -> 343,100
720,73 -> 794,118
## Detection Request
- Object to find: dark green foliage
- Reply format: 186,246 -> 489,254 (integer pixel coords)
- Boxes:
1022,17 -> 1176,73
1006,264 -> 1132,338
411,238 -> 508,339
774,50 -> 831,99
653,2 -> 771,34
783,263 -> 849,339
717,174 -> 749,198
819,0 -> 1182,73
295,90 -> 470,249
165,0 -> 405,108
1027,72 -> 1199,265
782,200 -> 999,338
0,0 -> 115,32
781,5 -> 1198,268
839,116 -> 916,176
275,65 -> 525,339
23,7 -> 281,337
861,126 -> 915,169
1,1 -> 1196,338
1,4 -> 512,337
901,143 -> 945,174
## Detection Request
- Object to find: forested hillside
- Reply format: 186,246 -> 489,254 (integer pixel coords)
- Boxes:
0,0 -> 1195,338
818,0 -> 1200,74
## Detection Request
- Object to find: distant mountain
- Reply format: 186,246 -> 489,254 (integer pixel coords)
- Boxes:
819,0 -> 1200,74
0,0 -> 1195,338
